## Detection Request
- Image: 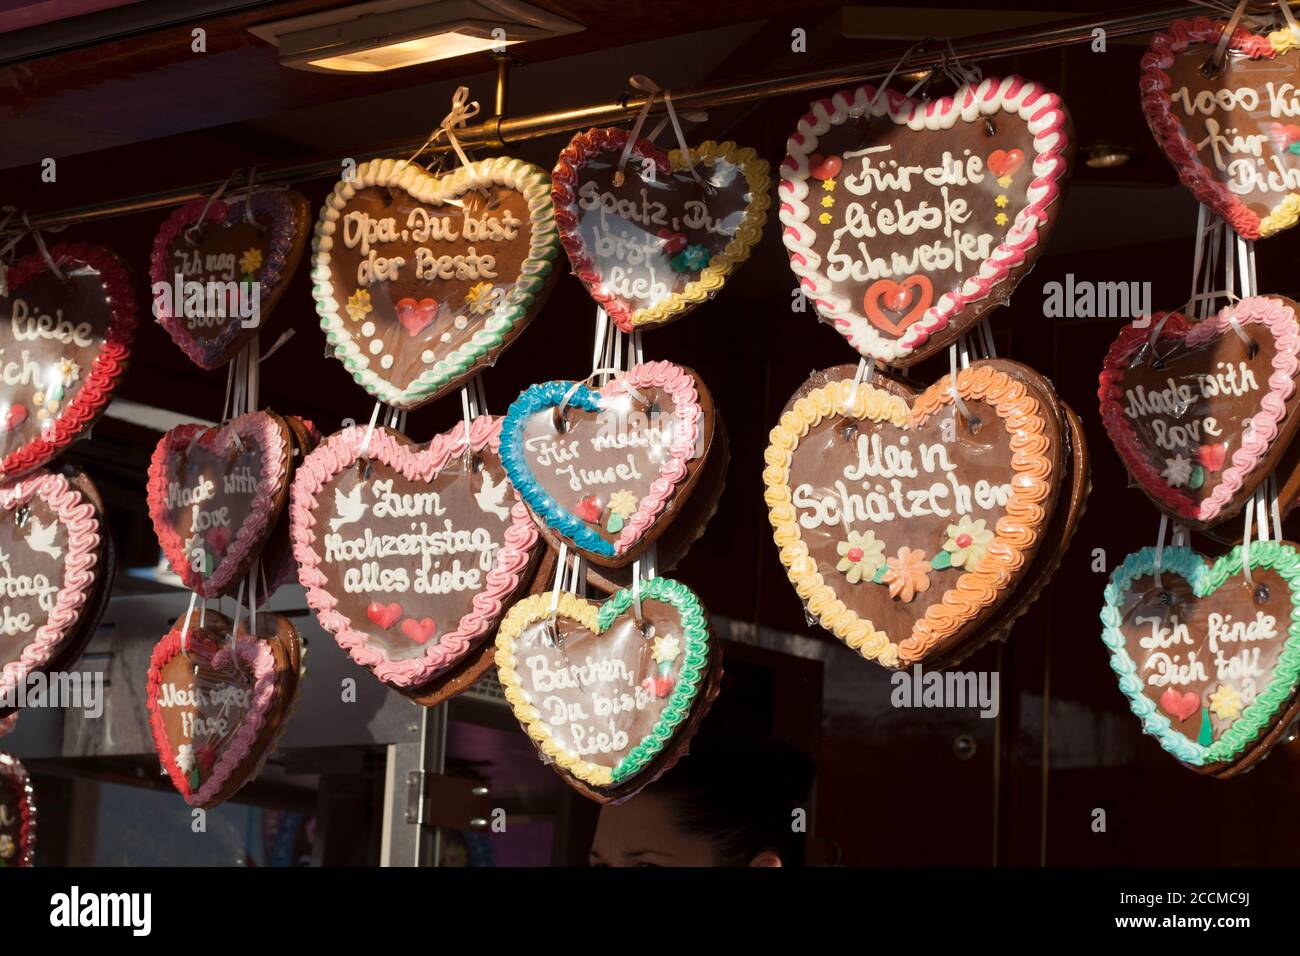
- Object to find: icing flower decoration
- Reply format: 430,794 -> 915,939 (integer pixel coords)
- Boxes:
1209,683 -> 1243,722
669,243 -> 711,274
1162,454 -> 1193,488
994,194 -> 1009,208
58,358 -> 80,386
652,634 -> 681,665
821,178 -> 836,192
346,289 -> 372,322
942,516 -> 994,570
239,247 -> 263,276
882,547 -> 931,603
0,834 -> 13,860
820,195 -> 835,208
836,529 -> 886,584
608,489 -> 638,518
818,212 -> 832,225
464,281 -> 499,315
176,743 -> 196,775
994,212 -> 1009,227
996,175 -> 1012,188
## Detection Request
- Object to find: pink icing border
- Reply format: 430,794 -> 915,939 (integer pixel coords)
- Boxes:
1098,296 -> 1300,523
146,412 -> 289,598
289,416 -> 540,688
601,361 -> 703,555
779,75 -> 1071,363
0,470 -> 101,701
1140,18 -> 1279,240
145,624 -> 278,807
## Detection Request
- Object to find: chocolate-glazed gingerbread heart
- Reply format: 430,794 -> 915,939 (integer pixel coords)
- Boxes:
313,157 -> 561,409
0,753 -> 35,866
764,359 -> 1064,668
495,576 -> 717,802
1101,540 -> 1300,773
0,243 -> 137,480
147,411 -> 293,597
0,468 -> 104,705
1099,296 -> 1300,530
552,130 -> 770,332
151,190 -> 310,369
780,76 -> 1072,366
290,417 -> 541,689
1141,18 -> 1300,240
501,361 -> 714,567
146,611 -> 302,809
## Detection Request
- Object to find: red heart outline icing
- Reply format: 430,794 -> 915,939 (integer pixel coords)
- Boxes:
1,243 -> 137,480
863,276 -> 934,335
0,754 -> 36,866
146,411 -> 290,598
290,416 -> 540,687
145,619 -> 281,807
0,470 -> 102,703
1140,18 -> 1293,240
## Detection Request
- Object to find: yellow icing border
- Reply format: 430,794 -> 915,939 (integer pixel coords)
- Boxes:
494,593 -> 612,787
629,140 -> 771,329
1258,30 -> 1300,236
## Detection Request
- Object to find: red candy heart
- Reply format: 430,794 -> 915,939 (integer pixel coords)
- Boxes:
987,148 -> 1024,177
396,297 -> 438,337
576,495 -> 604,523
657,230 -> 688,254
401,617 -> 437,645
207,526 -> 231,553
808,153 -> 842,180
1,404 -> 27,433
1197,443 -> 1227,473
1159,687 -> 1201,723
366,602 -> 402,630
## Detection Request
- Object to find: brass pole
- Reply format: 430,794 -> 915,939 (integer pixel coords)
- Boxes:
19,1 -> 1200,231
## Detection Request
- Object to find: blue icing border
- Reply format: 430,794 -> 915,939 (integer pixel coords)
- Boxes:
501,380 -> 616,558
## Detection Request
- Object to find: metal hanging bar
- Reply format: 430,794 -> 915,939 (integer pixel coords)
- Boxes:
18,2 -> 1206,231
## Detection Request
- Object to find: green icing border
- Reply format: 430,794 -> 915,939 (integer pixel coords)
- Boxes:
1100,541 -> 1300,767
311,155 -> 560,409
597,577 -> 711,785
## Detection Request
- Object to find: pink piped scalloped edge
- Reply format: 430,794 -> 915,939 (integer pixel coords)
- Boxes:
602,361 -> 703,555
1140,18 -> 1279,241
289,416 -> 540,688
146,412 -> 289,598
1,243 -> 137,481
778,76 -> 1070,363
1098,296 -> 1300,523
145,624 -> 278,807
0,470 -> 101,702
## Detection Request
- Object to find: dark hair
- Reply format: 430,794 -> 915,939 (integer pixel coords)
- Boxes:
648,741 -> 816,867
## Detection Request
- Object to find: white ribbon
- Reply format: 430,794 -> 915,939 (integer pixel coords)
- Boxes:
1209,0 -> 1251,73
616,75 -> 704,187
404,86 -> 481,172
184,172 -> 236,246
948,341 -> 975,424
21,212 -> 63,281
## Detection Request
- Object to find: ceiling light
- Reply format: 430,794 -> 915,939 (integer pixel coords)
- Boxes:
249,0 -> 583,74
1084,143 -> 1137,169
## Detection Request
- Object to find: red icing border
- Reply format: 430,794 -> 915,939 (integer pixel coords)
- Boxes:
0,753 -> 36,866
0,243 -> 137,480
289,416 -> 539,688
1140,17 -> 1281,240
145,412 -> 289,598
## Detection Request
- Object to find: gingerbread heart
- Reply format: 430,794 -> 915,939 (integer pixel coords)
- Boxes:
313,156 -> 561,409
501,361 -> 714,567
494,576 -> 716,800
147,411 -> 293,598
147,611 -> 302,808
780,75 -> 1072,366
764,360 -> 1063,667
1099,296 -> 1300,529
290,417 -> 541,689
0,243 -> 137,480
1100,540 -> 1300,772
150,189 -> 310,369
0,753 -> 35,866
552,130 -> 770,332
0,469 -> 103,705
1141,17 -> 1300,239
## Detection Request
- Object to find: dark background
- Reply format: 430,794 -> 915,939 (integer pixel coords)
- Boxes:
4,0 -> 1300,866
